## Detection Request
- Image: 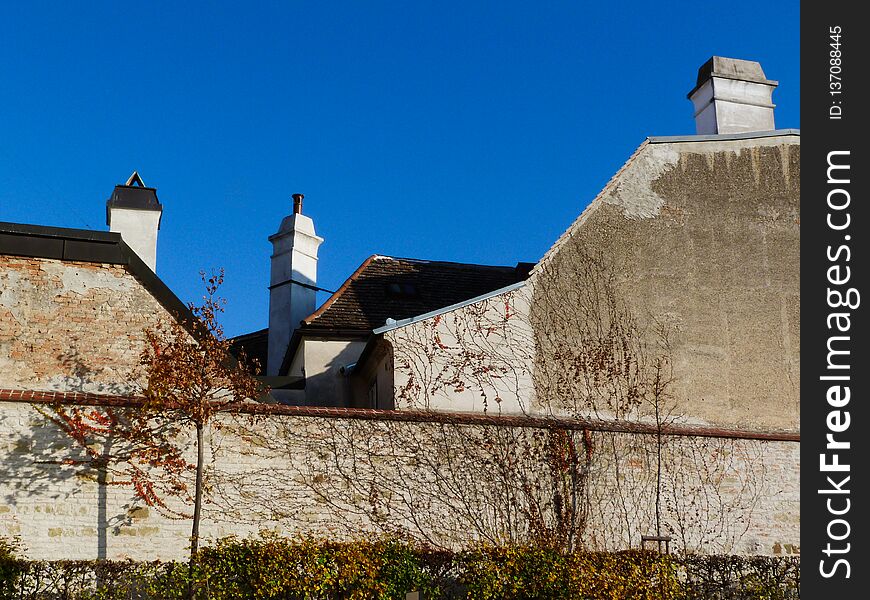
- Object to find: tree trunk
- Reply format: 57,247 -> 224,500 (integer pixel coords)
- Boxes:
191,422 -> 204,556
187,422 -> 205,599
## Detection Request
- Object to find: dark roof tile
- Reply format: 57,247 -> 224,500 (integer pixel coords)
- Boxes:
300,256 -> 531,333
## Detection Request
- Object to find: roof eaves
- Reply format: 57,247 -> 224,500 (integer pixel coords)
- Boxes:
373,280 -> 526,335
228,328 -> 268,344
647,128 -> 800,144
372,255 -> 517,271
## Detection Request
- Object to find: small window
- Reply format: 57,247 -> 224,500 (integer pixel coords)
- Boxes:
385,282 -> 418,298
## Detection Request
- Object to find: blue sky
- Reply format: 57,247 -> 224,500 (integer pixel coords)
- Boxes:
0,1 -> 799,337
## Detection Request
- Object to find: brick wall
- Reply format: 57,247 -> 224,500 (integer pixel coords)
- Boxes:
0,256 -> 171,394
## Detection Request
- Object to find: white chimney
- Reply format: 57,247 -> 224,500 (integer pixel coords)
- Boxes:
267,193 -> 323,376
688,57 -> 778,135
106,171 -> 163,272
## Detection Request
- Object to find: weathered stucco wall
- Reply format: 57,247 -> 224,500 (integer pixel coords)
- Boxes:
387,285 -> 535,413
0,256 -> 172,394
0,399 -> 799,561
531,135 -> 800,431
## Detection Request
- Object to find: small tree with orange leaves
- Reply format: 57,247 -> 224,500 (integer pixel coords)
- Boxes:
140,269 -> 263,560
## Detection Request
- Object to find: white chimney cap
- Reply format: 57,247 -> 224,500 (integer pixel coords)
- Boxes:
688,56 -> 778,135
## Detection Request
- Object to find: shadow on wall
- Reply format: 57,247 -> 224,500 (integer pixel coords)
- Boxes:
1,349 -> 140,559
207,411 -> 772,554
309,345 -> 358,408
280,342 -> 384,408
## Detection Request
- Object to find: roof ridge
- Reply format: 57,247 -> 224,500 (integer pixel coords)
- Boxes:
371,254 -> 518,269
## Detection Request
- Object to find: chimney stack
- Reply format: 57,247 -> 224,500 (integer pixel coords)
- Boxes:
267,194 -> 323,376
106,171 -> 163,272
687,57 -> 778,135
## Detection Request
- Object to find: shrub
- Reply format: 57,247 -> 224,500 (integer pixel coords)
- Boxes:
456,546 -> 683,599
0,536 -> 25,599
0,535 -> 800,600
680,554 -> 800,600
193,535 -> 442,599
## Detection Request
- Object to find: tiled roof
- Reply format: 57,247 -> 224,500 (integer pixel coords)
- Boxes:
301,256 -> 533,333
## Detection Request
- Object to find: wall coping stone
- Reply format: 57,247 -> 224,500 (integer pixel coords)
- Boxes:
0,388 -> 800,442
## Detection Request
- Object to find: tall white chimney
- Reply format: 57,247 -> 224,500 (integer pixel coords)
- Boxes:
106,171 -> 163,272
688,57 -> 778,135
267,193 -> 323,376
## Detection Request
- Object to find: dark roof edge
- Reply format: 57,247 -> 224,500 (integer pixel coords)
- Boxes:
0,221 -> 195,327
373,254 -> 523,270
352,333 -> 385,376
647,129 -> 800,144
123,241 -> 196,326
1,221 -> 122,243
229,328 -> 269,343
280,328 -> 305,376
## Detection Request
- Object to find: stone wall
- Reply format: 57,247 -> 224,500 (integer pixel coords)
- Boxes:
0,157 -> 801,564
0,397 -> 799,561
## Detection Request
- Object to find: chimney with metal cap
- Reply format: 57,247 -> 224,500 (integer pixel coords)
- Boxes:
267,193 -> 323,376
687,57 -> 778,135
106,171 -> 163,271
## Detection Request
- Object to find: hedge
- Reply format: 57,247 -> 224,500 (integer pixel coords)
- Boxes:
0,535 -> 799,599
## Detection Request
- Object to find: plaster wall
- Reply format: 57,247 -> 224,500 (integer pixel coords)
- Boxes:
301,339 -> 367,407
387,285 -> 535,414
